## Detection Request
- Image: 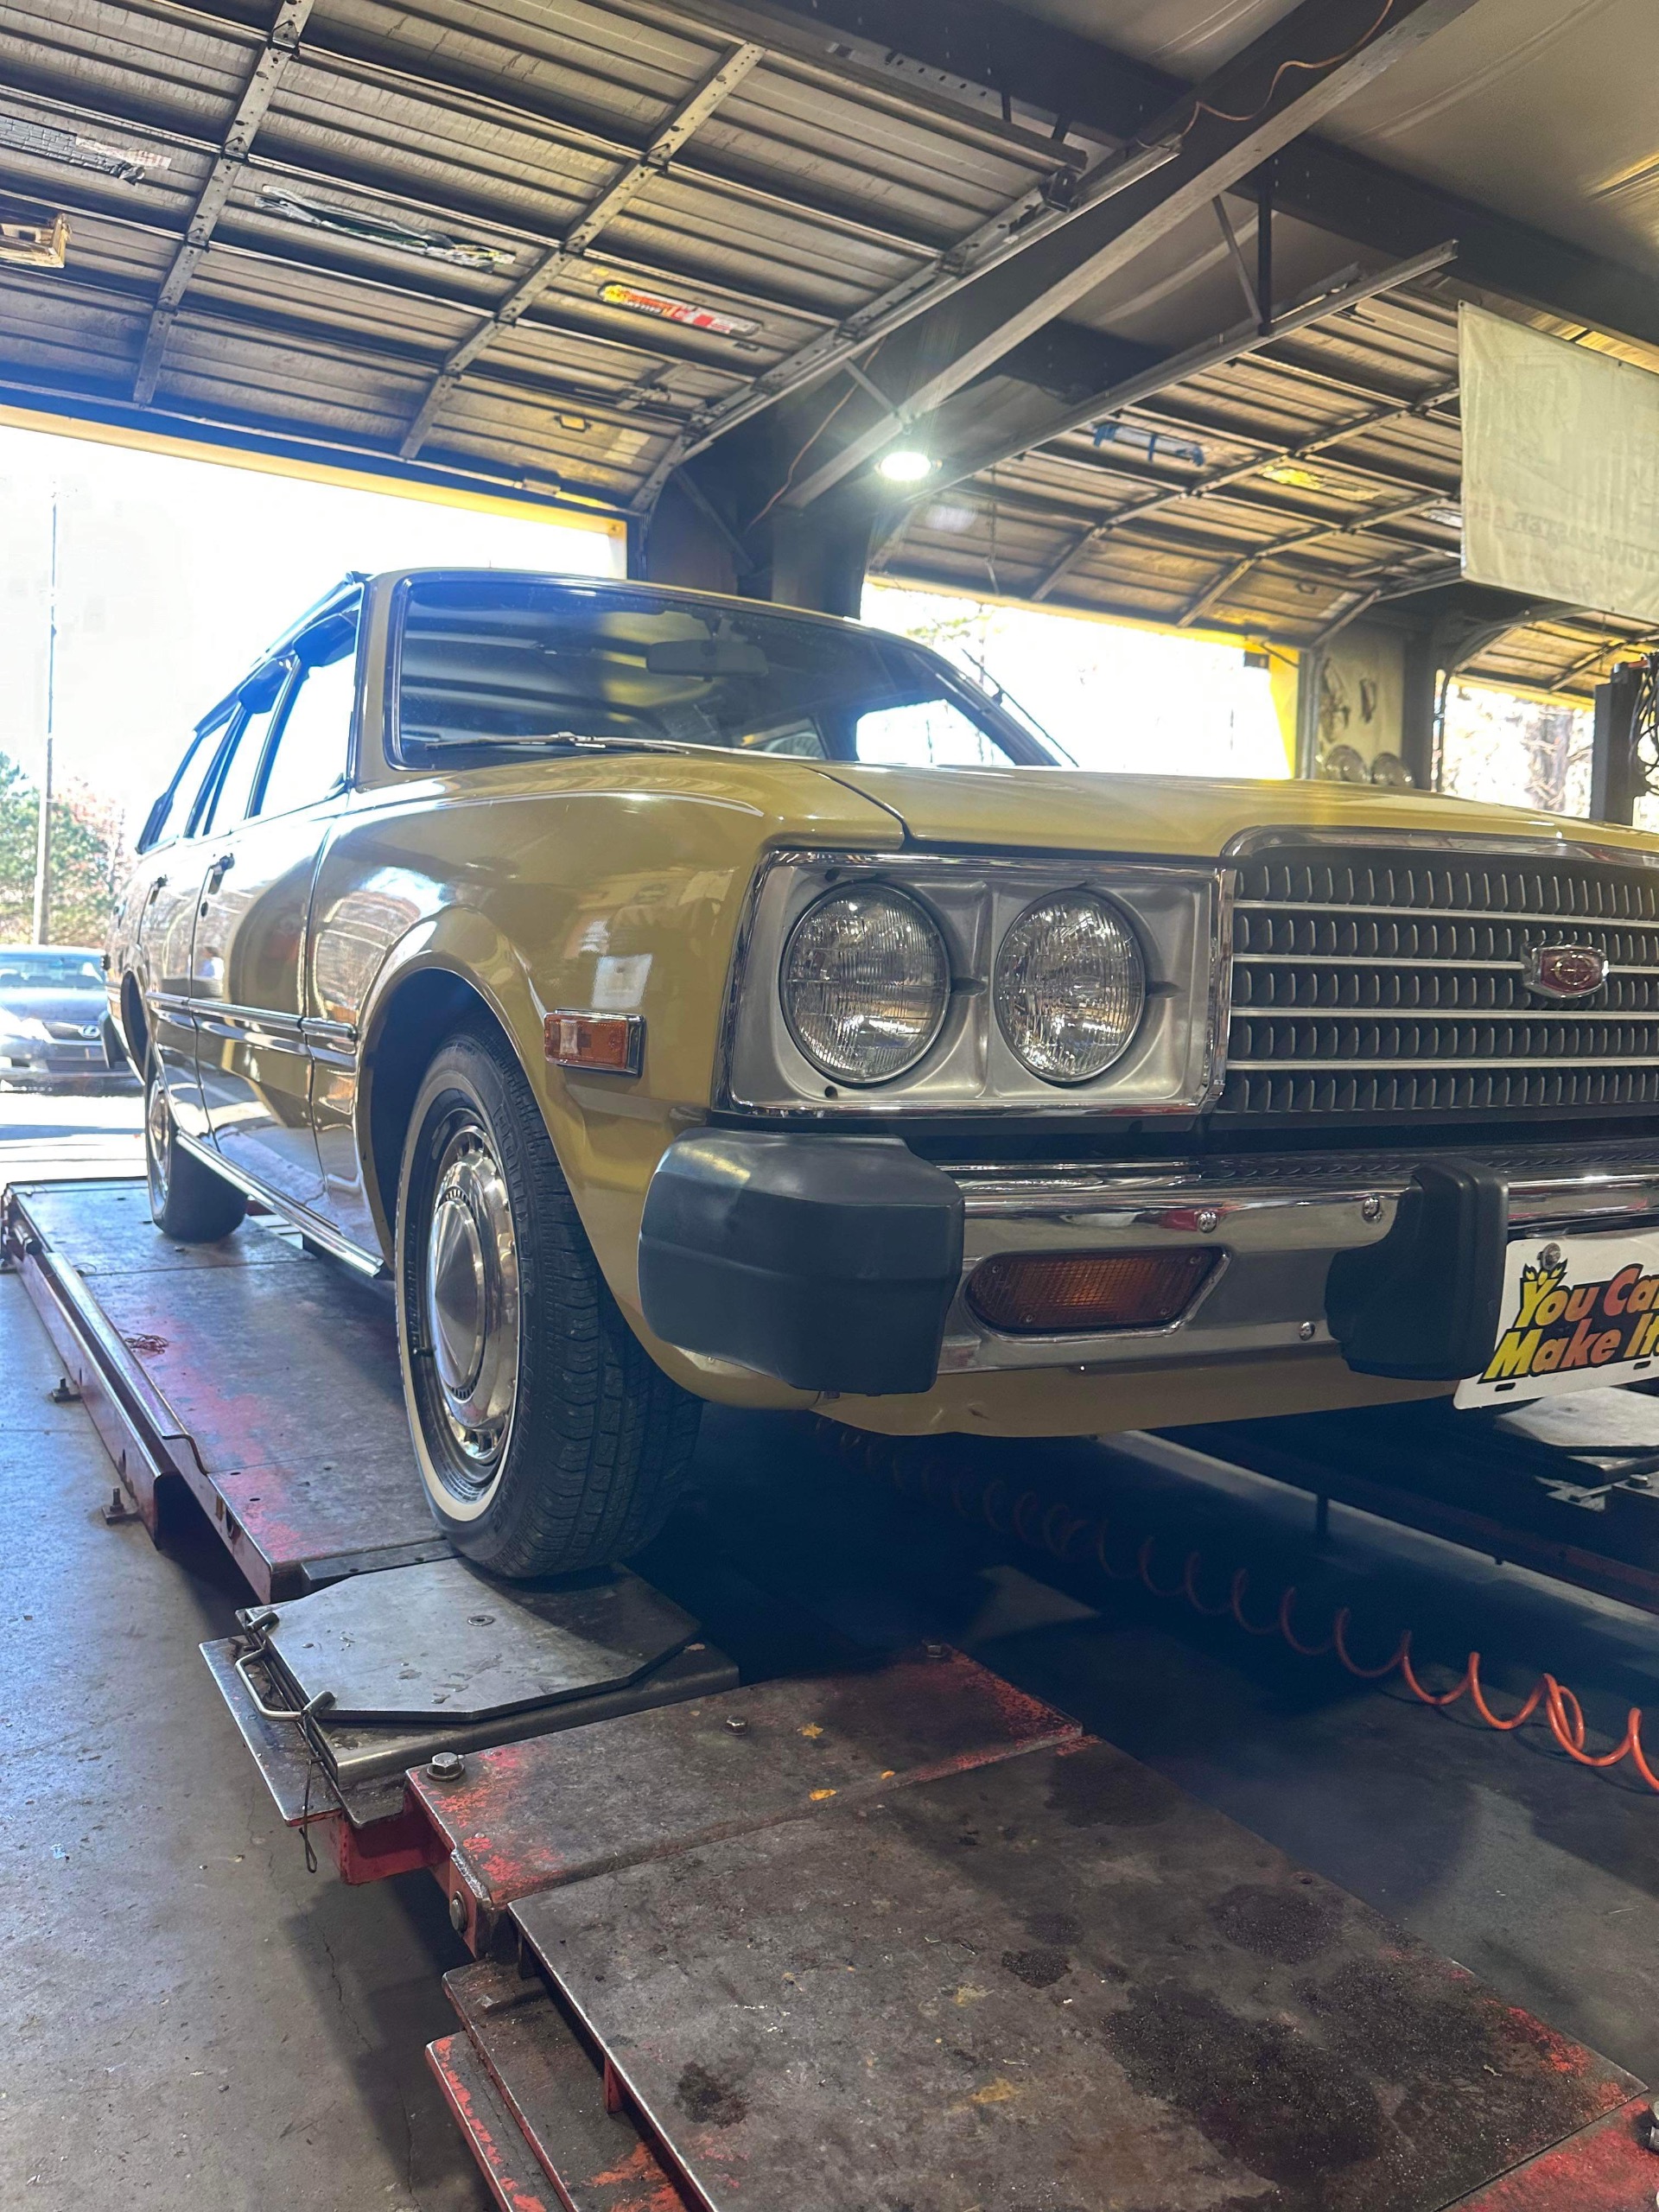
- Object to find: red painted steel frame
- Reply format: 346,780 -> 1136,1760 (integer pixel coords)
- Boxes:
1452,2099 -> 1659,2208
428,2035 -> 561,2212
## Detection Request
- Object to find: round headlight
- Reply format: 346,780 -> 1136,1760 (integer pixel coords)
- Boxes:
994,892 -> 1145,1083
782,887 -> 950,1084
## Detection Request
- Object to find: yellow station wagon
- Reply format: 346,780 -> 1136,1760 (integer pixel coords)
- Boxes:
109,569 -> 1659,1574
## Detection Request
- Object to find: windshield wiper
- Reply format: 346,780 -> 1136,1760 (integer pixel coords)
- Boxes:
479,732 -> 704,757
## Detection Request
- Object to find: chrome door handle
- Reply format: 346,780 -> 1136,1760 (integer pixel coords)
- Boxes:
145,875 -> 167,903
204,852 -> 235,893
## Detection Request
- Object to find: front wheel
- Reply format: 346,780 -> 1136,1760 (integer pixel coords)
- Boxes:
395,1027 -> 701,1578
144,1054 -> 247,1243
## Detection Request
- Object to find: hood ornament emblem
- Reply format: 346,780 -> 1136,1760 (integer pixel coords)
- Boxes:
1523,943 -> 1608,1001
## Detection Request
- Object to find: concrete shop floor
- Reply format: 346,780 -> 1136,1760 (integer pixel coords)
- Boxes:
0,1270 -> 492,2212
5,1247 -> 1659,2206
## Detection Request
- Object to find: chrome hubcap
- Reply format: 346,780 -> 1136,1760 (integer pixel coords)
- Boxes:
422,1122 -> 519,1474
145,1071 -> 170,1215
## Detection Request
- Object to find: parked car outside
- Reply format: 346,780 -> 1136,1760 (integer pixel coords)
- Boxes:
107,569 -> 1659,1577
0,945 -> 134,1089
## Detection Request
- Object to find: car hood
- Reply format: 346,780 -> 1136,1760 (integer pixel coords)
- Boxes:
811,764 -> 1659,862
0,988 -> 106,1029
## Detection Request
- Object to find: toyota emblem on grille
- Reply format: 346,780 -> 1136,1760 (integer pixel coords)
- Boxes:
1523,943 -> 1608,1001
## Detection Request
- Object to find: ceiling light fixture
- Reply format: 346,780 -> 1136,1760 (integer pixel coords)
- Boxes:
875,448 -> 934,484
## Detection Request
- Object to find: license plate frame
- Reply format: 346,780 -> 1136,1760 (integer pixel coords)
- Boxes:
1455,1227 -> 1659,1407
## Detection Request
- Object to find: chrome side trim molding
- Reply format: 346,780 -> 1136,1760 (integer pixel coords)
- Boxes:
143,992 -> 359,1068
300,1015 -> 359,1070
193,1001 -> 309,1056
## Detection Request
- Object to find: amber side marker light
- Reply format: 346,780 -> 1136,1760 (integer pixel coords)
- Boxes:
544,1010 -> 644,1075
966,1249 -> 1217,1335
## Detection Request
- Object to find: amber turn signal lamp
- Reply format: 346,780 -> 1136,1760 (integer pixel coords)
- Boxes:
544,1010 -> 644,1075
966,1249 -> 1217,1335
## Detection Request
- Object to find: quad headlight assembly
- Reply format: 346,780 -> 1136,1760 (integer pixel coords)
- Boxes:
720,850 -> 1229,1116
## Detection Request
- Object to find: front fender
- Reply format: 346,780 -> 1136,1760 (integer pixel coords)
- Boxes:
306,766 -> 899,1401
353,911 -> 544,1249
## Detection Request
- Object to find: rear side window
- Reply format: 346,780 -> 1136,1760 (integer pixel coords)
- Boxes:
201,673 -> 289,836
257,610 -> 359,818
147,716 -> 231,847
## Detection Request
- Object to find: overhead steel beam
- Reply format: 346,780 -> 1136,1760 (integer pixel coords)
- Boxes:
397,41 -> 766,461
1212,196 -> 1261,326
771,0 -> 1478,511
768,0 -> 1659,353
1269,137 -> 1659,353
131,0 -> 315,405
928,238 -> 1458,501
629,134 -> 1179,510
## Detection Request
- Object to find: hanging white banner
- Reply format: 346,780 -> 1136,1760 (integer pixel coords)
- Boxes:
1460,304 -> 1659,626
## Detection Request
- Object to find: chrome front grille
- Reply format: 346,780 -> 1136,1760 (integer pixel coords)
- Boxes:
1220,843 -> 1659,1118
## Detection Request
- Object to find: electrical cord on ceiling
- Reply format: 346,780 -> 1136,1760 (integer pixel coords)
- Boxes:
745,378 -> 863,533
829,1427 -> 1659,1796
1159,0 -> 1398,143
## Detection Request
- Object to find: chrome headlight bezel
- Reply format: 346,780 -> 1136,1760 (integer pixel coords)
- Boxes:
717,849 -> 1228,1117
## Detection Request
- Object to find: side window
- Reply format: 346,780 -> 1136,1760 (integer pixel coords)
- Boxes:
257,611 -> 359,819
853,698 -> 1007,768
147,715 -> 232,847
200,674 -> 289,838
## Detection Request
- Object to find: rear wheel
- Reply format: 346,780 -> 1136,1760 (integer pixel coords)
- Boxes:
396,1027 -> 700,1577
144,1053 -> 247,1243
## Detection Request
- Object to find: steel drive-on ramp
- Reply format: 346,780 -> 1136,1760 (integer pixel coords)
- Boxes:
7,1177 -> 1657,2209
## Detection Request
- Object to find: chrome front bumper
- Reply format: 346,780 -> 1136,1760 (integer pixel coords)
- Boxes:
941,1141 -> 1659,1373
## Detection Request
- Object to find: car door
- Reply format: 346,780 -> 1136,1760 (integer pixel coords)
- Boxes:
132,709 -> 237,1141
193,599 -> 360,1211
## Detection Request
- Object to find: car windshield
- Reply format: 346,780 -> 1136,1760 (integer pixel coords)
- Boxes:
394,577 -> 1063,768
0,951 -> 104,990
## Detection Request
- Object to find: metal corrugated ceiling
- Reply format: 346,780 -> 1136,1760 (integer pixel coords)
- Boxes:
874,275 -> 1659,698
1,0 -> 1070,498
3,0 -> 1658,696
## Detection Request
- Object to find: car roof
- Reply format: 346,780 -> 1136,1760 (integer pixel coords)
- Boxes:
377,567 -> 874,638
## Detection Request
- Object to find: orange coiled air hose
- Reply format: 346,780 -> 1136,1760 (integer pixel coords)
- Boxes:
842,1432 -> 1659,1796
